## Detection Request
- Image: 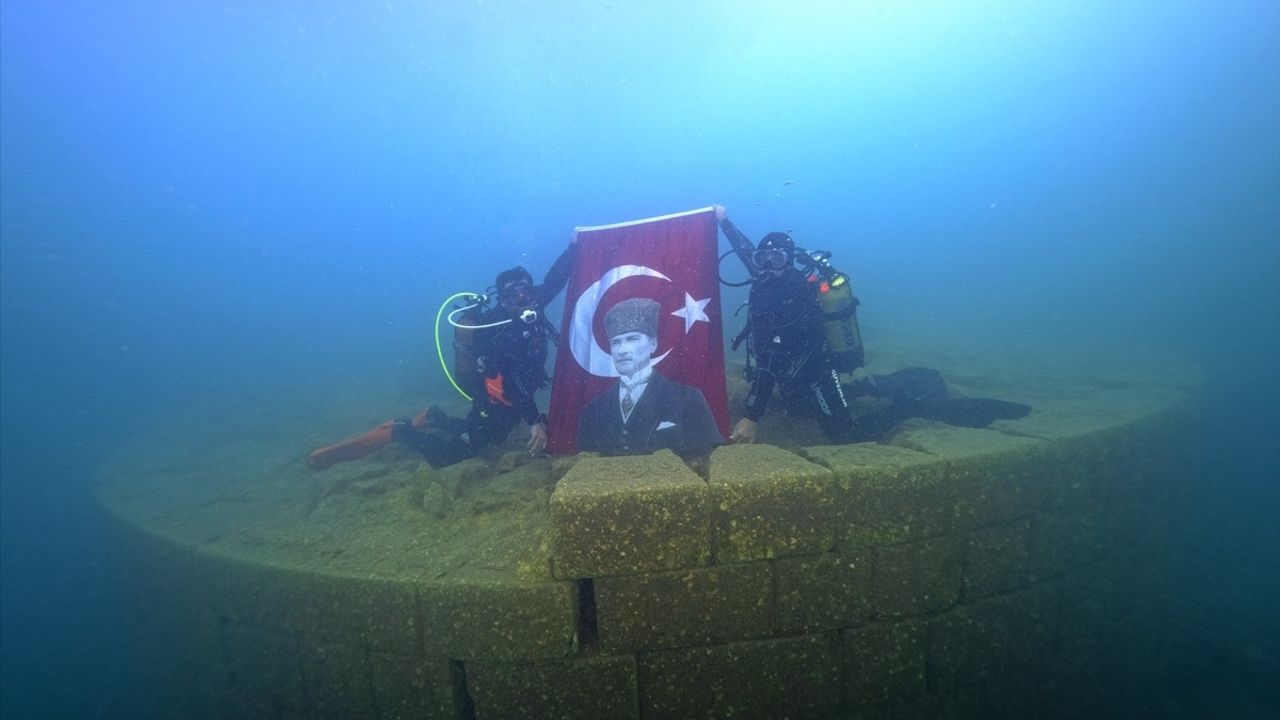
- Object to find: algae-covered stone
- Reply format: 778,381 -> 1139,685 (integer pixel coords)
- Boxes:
709,444 -> 837,562
595,562 -> 772,653
197,550 -> 422,656
1029,509 -> 1104,581
550,450 -> 709,579
468,654 -> 638,720
775,551 -> 872,634
889,425 -> 1050,530
967,585 -> 1057,679
369,653 -> 456,720
433,457 -> 491,496
962,518 -> 1032,600
638,633 -> 842,720
803,443 -> 953,549
926,586 -> 1056,692
873,536 -> 962,619
419,481 -> 450,518
418,575 -> 575,662
300,641 -> 378,718
843,619 -> 927,708
221,625 -> 307,716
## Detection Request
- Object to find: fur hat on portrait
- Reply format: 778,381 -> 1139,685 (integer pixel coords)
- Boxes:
604,297 -> 660,340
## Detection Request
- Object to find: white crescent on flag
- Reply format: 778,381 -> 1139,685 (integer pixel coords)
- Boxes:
569,264 -> 673,377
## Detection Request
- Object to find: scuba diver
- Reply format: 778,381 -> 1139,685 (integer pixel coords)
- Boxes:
306,244 -> 576,470
729,231 -> 861,444
727,230 -> 1030,445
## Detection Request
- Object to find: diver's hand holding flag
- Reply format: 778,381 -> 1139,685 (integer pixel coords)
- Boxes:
547,206 -> 730,453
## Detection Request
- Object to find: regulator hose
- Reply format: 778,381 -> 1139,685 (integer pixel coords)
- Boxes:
434,292 -> 484,401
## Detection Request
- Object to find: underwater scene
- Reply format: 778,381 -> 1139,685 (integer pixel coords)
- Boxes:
2,2 -> 1277,719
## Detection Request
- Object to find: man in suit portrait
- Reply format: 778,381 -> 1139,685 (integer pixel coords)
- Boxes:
576,297 -> 724,457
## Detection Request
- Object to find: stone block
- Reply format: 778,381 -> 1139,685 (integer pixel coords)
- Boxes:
550,450 -> 709,579
300,642 -> 378,719
842,619 -> 927,708
1029,509 -> 1104,582
638,633 -> 842,720
369,653 -> 456,720
873,537 -> 963,619
419,576 -> 575,661
926,587 -> 1056,692
468,654 -> 638,720
924,606 -> 976,693
962,518 -> 1031,600
197,551 -> 422,656
1038,429 -> 1117,514
221,625 -> 307,718
595,562 -> 772,653
775,551 -> 873,634
708,444 -> 837,562
889,426 -> 1050,530
803,443 -> 952,549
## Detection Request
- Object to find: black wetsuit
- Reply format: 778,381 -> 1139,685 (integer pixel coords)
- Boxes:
399,246 -> 576,467
743,268 -> 858,442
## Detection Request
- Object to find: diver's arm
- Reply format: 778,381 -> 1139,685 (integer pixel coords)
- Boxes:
537,243 -> 578,307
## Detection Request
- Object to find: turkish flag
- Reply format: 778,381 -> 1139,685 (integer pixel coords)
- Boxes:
547,206 -> 730,454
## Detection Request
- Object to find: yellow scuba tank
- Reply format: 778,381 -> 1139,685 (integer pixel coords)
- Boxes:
817,272 -> 865,372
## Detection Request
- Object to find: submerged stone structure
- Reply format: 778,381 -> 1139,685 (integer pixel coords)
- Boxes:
98,350 -> 1198,719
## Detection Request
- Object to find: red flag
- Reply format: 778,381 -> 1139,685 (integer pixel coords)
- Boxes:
548,206 -> 729,454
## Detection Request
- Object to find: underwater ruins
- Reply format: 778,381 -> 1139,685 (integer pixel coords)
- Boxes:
97,344 -> 1199,719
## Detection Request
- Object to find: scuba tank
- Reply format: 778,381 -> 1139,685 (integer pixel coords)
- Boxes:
816,271 -> 864,372
452,305 -> 484,399
805,250 -> 865,373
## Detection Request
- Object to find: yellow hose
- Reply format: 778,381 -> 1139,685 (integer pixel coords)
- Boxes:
435,292 -> 480,401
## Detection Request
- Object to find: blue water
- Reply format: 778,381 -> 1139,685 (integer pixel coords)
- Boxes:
2,2 -> 1277,718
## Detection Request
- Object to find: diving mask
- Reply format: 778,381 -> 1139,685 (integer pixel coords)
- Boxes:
752,247 -> 791,272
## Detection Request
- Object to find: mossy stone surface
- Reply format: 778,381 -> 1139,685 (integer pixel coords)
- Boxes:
775,551 -> 873,634
550,450 -> 709,579
962,517 -> 1032,600
468,654 -> 638,720
803,443 -> 953,549
418,576 -> 575,662
1028,509 -> 1104,582
926,586 -> 1057,692
301,641 -> 379,718
195,550 -> 423,656
843,619 -> 928,708
369,653 -> 456,720
890,425 -> 1051,530
594,562 -> 773,653
708,444 -> 837,562
637,633 -> 842,720
873,536 -> 963,619
220,624 -> 307,716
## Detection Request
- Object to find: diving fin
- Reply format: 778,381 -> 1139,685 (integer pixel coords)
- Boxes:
920,398 -> 1031,428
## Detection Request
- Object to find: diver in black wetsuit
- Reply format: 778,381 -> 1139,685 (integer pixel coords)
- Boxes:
729,232 -> 1029,445
391,245 -> 577,467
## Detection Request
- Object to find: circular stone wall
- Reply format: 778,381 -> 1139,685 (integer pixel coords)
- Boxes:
97,348 -> 1200,719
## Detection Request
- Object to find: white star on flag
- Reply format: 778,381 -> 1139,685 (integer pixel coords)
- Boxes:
671,292 -> 712,334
